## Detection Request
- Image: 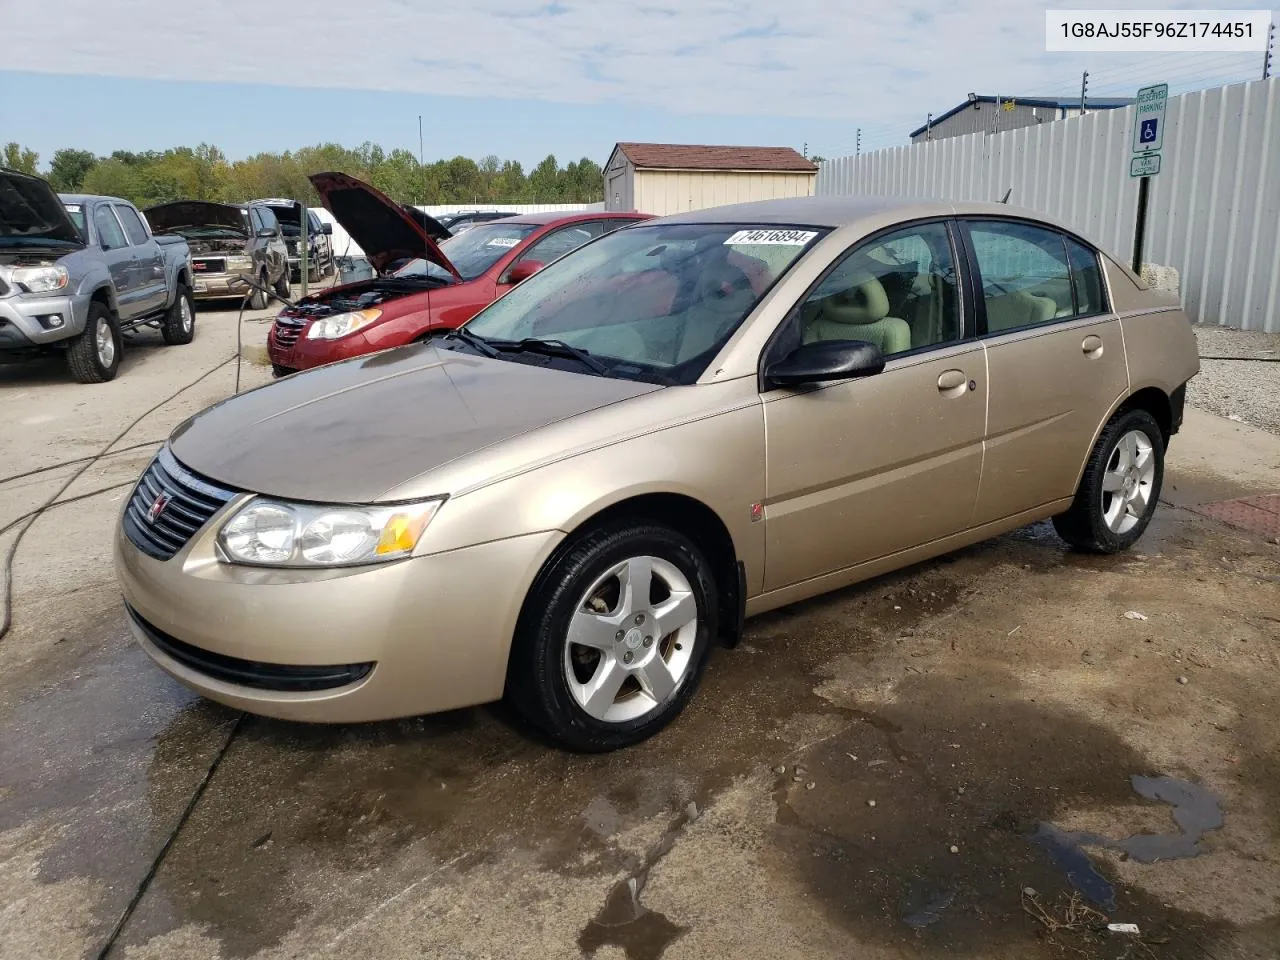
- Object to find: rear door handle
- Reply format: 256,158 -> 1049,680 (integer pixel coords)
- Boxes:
937,368 -> 969,397
1082,334 -> 1104,357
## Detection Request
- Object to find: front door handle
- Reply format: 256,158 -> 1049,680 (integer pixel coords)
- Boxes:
1082,334 -> 1104,358
937,368 -> 968,397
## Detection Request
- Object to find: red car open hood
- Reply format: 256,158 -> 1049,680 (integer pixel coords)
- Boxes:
308,172 -> 461,280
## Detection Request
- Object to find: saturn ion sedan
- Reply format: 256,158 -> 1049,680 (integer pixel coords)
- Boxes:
114,196 -> 1199,751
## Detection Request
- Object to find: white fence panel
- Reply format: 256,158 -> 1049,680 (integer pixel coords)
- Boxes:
815,77 -> 1280,332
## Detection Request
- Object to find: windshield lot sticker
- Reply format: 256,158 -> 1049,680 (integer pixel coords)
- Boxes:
724,229 -> 818,246
486,237 -> 521,247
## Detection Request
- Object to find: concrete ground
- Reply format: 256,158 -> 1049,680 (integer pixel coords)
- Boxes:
1,303 -> 1278,960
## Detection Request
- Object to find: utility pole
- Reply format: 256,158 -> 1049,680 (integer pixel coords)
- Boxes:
1264,22 -> 1275,80
418,114 -> 427,259
1080,70 -> 1089,114
803,141 -> 808,158
925,113 -> 932,141
856,128 -> 862,155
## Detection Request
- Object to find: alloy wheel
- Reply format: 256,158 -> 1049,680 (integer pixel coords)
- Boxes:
1101,429 -> 1155,534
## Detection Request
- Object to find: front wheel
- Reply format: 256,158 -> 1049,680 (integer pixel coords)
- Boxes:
249,272 -> 268,310
1053,408 -> 1165,554
506,521 -> 717,752
273,268 -> 291,300
67,302 -> 122,383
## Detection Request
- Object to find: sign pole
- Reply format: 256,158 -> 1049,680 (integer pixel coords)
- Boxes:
1132,175 -> 1150,275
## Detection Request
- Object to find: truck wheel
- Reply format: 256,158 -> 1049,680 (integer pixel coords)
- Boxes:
322,256 -> 335,278
273,269 -> 291,301
67,302 -> 122,383
249,272 -> 269,310
161,283 -> 196,345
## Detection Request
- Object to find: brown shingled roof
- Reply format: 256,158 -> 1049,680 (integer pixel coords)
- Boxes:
614,143 -> 818,173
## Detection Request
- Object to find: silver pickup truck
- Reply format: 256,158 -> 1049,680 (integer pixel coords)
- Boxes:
0,167 -> 195,383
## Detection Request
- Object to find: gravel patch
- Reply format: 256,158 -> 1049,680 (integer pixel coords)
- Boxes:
1187,326 -> 1280,435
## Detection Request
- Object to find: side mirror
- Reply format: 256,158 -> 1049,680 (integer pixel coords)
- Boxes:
257,228 -> 276,238
321,222 -> 333,235
506,260 -> 545,285
764,339 -> 885,388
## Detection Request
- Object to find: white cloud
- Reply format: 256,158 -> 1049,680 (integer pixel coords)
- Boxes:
8,0 -> 1271,139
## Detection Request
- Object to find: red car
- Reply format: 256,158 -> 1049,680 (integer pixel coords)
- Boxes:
267,172 -> 651,376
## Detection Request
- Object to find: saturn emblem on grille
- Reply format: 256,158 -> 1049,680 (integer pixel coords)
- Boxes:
146,493 -> 171,524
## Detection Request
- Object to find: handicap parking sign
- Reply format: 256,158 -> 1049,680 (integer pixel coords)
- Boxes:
1140,118 -> 1159,144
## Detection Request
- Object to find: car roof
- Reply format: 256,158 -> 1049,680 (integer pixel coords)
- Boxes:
653,194 -> 1077,234
491,210 -> 653,227
59,193 -> 126,205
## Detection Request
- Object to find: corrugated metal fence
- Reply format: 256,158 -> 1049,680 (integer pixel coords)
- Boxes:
817,77 -> 1280,333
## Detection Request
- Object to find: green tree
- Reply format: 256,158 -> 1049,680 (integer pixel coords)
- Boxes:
81,159 -> 138,201
527,154 -> 561,201
3,143 -> 39,174
48,148 -> 98,191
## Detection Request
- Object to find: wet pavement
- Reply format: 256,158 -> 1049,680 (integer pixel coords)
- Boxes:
3,317 -> 1280,960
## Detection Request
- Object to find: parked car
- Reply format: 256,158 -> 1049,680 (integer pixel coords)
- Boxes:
434,210 -> 517,235
252,198 -> 335,282
265,171 -> 649,377
144,201 -> 290,309
114,195 -> 1198,751
0,168 -> 195,383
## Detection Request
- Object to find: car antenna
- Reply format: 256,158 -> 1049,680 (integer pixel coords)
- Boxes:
1000,187 -> 1013,203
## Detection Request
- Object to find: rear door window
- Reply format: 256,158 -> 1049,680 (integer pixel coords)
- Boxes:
964,220 -> 1075,333
1065,237 -> 1106,316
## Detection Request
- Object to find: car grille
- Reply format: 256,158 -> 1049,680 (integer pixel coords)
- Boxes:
272,316 -> 306,347
122,447 -> 238,561
126,604 -> 375,692
192,258 -> 225,274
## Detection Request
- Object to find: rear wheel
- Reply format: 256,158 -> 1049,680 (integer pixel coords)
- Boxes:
506,521 -> 717,752
161,283 -> 195,345
273,268 -> 291,301
1053,408 -> 1165,554
67,302 -> 122,383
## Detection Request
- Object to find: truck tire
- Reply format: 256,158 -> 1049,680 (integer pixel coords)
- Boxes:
67,302 -> 122,383
161,283 -> 196,345
249,271 -> 268,310
273,268 -> 291,301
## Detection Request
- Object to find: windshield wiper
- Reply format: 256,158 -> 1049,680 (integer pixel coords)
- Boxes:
496,337 -> 613,377
442,326 -> 499,358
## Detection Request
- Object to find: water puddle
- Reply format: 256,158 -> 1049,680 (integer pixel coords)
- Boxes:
1032,775 -> 1224,910
903,890 -> 956,930
577,799 -> 702,959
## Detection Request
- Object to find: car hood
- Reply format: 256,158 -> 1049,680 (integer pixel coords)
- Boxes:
144,200 -> 247,236
167,342 -> 661,502
1,169 -> 85,246
309,172 -> 460,280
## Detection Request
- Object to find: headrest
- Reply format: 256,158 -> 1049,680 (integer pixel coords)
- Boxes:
822,271 -> 890,325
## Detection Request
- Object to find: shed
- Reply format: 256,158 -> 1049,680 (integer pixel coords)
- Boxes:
603,143 -> 818,215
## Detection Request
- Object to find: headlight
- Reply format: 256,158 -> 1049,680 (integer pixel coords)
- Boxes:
12,266 -> 69,294
217,497 -> 444,567
226,255 -> 253,269
305,309 -> 381,340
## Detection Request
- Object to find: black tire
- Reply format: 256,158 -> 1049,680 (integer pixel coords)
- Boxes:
505,520 -> 718,752
321,256 -> 335,278
249,272 -> 268,310
271,363 -> 295,378
160,283 -> 195,345
1053,408 -> 1165,554
67,301 -> 122,383
273,268 -> 291,301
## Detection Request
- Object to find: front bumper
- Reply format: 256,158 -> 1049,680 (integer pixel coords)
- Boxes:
266,323 -> 379,372
114,509 -> 561,723
190,270 -> 252,299
0,291 -> 89,349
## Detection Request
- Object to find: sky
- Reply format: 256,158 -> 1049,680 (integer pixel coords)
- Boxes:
1,0 -> 1273,169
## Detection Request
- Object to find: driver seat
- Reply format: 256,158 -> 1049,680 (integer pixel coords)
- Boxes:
802,272 -> 912,356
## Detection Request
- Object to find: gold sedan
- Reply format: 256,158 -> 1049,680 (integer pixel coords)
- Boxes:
114,196 -> 1199,751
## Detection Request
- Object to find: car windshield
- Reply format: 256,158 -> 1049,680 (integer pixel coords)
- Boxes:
63,204 -> 86,235
395,221 -> 539,281
459,222 -> 826,384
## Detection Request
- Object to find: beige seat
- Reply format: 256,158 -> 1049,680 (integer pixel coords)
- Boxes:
985,289 -> 1056,332
802,272 -> 912,356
